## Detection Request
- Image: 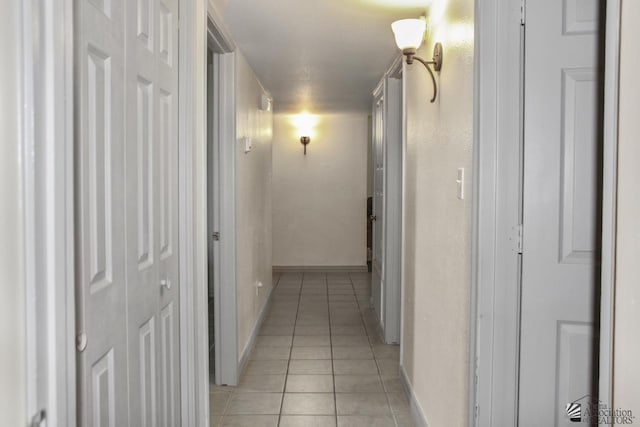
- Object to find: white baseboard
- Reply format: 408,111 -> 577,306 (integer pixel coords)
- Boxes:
400,364 -> 430,427
237,286 -> 274,377
273,265 -> 368,273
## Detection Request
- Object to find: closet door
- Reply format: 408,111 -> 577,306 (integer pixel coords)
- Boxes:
125,0 -> 181,425
518,0 -> 603,424
76,0 -> 129,424
76,0 -> 180,424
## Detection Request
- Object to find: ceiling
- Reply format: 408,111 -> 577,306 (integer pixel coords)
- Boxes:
211,0 -> 427,113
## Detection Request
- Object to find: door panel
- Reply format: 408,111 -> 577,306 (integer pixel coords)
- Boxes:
160,302 -> 177,425
125,0 -> 180,424
155,1 -> 181,423
125,0 -> 160,424
76,0 -> 129,424
78,0 -> 180,423
519,0 -> 603,425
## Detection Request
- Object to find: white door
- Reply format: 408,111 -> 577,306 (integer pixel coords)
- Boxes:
519,0 -> 603,425
372,95 -> 385,326
76,0 -> 129,424
76,0 -> 181,424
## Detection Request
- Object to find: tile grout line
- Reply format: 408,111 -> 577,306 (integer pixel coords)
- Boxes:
349,273 -> 400,427
325,273 -> 338,427
276,273 -> 303,427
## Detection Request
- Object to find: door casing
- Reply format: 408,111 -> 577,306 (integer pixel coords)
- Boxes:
206,9 -> 240,386
371,57 -> 403,345
20,0 -> 76,425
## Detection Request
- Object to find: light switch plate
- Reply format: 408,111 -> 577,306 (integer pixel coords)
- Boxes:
243,137 -> 252,153
457,168 -> 465,200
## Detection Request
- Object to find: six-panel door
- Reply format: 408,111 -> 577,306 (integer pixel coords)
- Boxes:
76,0 -> 180,424
519,0 -> 603,425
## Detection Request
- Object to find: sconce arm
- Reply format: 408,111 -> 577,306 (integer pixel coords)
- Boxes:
403,42 -> 443,103
411,56 -> 438,103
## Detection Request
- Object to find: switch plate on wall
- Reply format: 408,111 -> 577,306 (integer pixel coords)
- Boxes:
457,168 -> 465,200
243,137 -> 253,153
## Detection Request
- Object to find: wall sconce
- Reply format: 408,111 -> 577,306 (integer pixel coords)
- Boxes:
292,112 -> 318,155
300,136 -> 311,155
391,18 -> 443,103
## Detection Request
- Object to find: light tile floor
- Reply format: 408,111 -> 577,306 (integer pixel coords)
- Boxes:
210,271 -> 414,427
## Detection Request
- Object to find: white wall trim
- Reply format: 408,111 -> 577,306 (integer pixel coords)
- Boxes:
216,52 -> 239,386
179,0 -> 209,425
21,0 -> 76,424
599,0 -> 622,412
382,75 -> 402,345
206,2 -> 240,387
470,0 -> 523,425
399,365 -> 430,427
273,266 -> 368,273
237,287 -> 274,377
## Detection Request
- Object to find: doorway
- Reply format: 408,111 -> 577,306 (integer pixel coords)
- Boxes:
206,14 -> 239,386
371,60 -> 403,345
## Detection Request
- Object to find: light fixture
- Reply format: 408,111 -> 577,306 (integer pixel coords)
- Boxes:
300,136 -> 311,155
391,18 -> 443,103
292,112 -> 318,155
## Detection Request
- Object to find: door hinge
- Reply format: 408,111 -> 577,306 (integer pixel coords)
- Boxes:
515,224 -> 523,254
212,232 -> 220,241
520,0 -> 526,25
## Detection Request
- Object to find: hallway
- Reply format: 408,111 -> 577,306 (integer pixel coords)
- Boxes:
210,271 -> 413,427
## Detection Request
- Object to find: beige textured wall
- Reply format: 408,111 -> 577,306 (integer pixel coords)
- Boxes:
613,0 -> 640,415
0,0 -> 26,423
235,51 -> 274,358
272,112 -> 368,267
401,1 -> 474,425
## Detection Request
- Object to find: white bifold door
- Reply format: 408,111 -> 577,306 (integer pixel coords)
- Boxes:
519,0 -> 603,425
75,0 -> 180,425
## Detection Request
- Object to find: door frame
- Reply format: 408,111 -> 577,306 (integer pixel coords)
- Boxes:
383,60 -> 403,345
19,0 -> 76,425
206,6 -> 240,386
470,0 -> 523,423
598,0 -> 622,412
371,57 -> 403,345
178,0 -> 209,424
470,0 -> 622,425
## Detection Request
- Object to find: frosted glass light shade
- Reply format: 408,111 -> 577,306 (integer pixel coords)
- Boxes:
391,19 -> 426,51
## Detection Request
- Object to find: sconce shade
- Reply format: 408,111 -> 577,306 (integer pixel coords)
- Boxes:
391,19 -> 426,51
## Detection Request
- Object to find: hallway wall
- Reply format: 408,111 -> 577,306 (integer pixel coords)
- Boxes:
272,112 -> 368,268
613,0 -> 640,415
235,51 -> 274,359
401,1 -> 475,426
